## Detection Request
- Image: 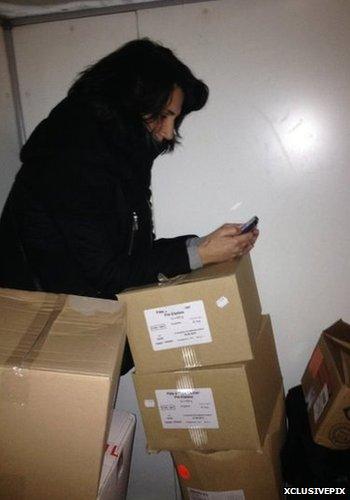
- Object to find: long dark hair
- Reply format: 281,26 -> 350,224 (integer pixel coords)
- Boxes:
68,38 -> 209,152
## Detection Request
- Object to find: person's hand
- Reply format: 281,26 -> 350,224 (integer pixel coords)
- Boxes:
198,223 -> 259,266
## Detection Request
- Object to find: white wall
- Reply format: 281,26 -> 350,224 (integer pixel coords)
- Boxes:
9,0 -> 350,497
0,27 -> 20,209
138,0 -> 350,389
13,11 -> 138,134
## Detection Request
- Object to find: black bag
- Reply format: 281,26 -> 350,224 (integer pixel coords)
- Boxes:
281,385 -> 350,489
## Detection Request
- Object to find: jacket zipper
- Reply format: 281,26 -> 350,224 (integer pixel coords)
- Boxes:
128,211 -> 139,255
146,199 -> 154,245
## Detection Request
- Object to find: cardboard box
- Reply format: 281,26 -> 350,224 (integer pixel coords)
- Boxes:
172,387 -> 286,500
118,255 -> 262,373
0,288 -> 126,500
302,319 -> 350,449
98,410 -> 136,500
133,315 -> 282,451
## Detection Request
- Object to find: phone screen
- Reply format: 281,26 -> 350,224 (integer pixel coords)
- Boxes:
240,216 -> 259,234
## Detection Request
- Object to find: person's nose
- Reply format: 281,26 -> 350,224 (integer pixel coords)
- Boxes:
160,119 -> 175,141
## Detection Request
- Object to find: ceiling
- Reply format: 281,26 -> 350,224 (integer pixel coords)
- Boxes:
0,0 -> 163,21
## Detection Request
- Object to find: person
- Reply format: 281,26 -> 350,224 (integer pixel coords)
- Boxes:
0,38 -> 259,372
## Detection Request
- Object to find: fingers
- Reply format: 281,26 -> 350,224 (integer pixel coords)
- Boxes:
220,224 -> 259,239
237,244 -> 253,257
199,223 -> 260,265
234,232 -> 254,244
212,224 -> 260,238
236,230 -> 259,255
219,223 -> 241,236
221,225 -> 259,255
239,228 -> 259,245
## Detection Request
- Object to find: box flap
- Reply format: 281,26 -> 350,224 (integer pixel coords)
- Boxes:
341,350 -> 350,386
119,257 -> 243,296
323,320 -> 350,350
321,334 -> 345,384
0,288 -> 126,376
322,322 -> 350,385
179,257 -> 242,283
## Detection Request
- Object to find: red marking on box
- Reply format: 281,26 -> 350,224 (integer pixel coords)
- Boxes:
177,464 -> 191,480
110,445 -> 119,458
308,346 -> 324,378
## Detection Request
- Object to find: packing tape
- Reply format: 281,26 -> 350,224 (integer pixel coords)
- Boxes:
0,367 -> 29,408
176,373 -> 194,392
181,346 -> 202,369
5,294 -> 66,368
66,294 -> 124,320
0,293 -> 67,406
176,373 -> 209,448
157,273 -> 187,286
188,427 -> 209,448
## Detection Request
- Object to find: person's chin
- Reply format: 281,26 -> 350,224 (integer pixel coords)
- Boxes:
153,137 -> 167,149
152,135 -> 163,144
148,133 -> 174,154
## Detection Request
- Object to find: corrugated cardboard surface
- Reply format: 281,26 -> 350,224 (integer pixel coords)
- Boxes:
119,255 -> 262,373
302,319 -> 350,449
0,288 -> 126,500
172,387 -> 286,500
133,315 -> 282,451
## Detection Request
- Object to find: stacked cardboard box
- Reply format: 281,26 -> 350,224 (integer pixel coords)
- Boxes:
173,388 -> 286,500
98,410 -> 136,500
119,255 -> 285,499
301,319 -> 350,450
0,288 -> 126,500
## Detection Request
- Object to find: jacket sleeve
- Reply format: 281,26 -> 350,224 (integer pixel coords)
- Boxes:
153,236 -> 203,271
39,151 -> 193,296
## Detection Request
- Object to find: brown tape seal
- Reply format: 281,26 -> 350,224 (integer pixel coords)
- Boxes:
5,294 -> 66,368
1,293 -> 67,406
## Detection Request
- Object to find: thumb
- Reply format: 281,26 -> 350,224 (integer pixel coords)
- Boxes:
221,224 -> 241,236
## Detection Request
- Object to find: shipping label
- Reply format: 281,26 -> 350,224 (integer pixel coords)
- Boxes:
188,487 -> 245,500
155,388 -> 219,429
144,300 -> 212,351
313,384 -> 330,422
305,386 -> 317,411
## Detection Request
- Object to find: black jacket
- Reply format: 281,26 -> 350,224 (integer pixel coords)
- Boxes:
0,96 -> 193,299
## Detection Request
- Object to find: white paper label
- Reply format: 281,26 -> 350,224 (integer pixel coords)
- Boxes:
216,296 -> 229,309
144,300 -> 212,351
144,399 -> 155,408
155,388 -> 219,429
305,386 -> 317,411
313,384 -> 329,422
188,487 -> 245,500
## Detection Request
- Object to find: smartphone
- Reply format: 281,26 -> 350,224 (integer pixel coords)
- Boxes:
240,216 -> 259,234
